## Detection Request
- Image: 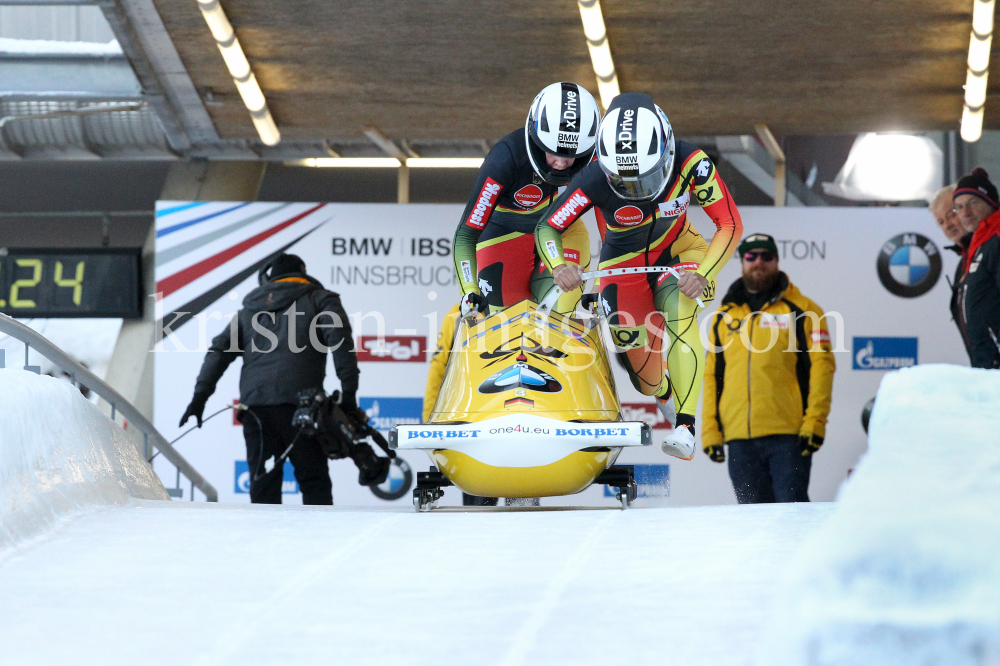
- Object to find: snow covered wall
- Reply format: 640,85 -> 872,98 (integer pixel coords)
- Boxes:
0,370 -> 168,549
757,365 -> 1000,666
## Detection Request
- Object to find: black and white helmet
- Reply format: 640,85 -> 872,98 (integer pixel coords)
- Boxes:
525,82 -> 600,186
596,92 -> 676,201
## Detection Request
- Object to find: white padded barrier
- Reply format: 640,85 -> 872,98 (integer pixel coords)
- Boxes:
1,369 -> 168,549
757,364 -> 1000,665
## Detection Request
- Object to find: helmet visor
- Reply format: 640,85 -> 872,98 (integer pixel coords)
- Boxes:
606,160 -> 671,201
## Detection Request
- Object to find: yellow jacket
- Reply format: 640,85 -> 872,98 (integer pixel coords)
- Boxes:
702,274 -> 835,448
423,304 -> 461,423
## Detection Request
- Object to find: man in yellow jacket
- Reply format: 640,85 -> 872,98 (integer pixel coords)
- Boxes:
702,234 -> 835,503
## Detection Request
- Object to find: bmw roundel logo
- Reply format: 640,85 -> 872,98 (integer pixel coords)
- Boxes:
370,457 -> 413,501
876,233 -> 941,298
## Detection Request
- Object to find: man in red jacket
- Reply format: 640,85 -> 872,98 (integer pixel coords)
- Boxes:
952,168 -> 1000,369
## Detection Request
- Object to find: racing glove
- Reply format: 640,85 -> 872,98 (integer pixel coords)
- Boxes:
799,434 -> 823,457
179,392 -> 209,428
460,292 -> 488,319
705,444 -> 725,464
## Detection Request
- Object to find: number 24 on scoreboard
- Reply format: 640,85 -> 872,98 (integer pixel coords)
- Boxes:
1,259 -> 84,308
0,248 -> 141,318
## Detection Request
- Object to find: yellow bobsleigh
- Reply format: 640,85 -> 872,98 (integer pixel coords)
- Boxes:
389,298 -> 652,510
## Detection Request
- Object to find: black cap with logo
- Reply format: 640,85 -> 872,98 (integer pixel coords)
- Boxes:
737,233 -> 778,256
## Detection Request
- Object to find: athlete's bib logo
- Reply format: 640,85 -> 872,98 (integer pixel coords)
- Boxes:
658,192 -> 689,218
610,326 -> 647,351
614,205 -> 644,226
693,158 -> 712,184
466,178 -> 502,229
514,184 -> 544,208
695,187 -> 715,204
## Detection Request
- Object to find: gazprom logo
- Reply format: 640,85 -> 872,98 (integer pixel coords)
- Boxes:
852,337 -> 918,370
360,397 -> 423,430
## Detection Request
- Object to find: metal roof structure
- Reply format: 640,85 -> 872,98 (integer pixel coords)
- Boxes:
0,0 -> 991,162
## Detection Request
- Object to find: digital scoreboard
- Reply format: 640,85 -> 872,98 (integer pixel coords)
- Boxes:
0,248 -> 142,318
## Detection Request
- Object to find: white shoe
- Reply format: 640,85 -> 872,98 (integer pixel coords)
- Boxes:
661,425 -> 696,461
655,398 -> 677,429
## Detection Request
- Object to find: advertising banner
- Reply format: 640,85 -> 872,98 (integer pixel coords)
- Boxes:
153,202 -> 966,507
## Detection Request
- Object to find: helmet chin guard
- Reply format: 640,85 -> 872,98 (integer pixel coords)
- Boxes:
525,82 -> 601,186
596,93 -> 676,202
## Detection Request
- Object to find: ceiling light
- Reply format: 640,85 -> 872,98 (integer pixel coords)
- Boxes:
407,158 -> 484,168
822,133 -> 943,202
962,0 -> 995,143
577,0 -> 620,109
197,0 -> 280,146
286,157 -> 485,168
289,158 -> 402,167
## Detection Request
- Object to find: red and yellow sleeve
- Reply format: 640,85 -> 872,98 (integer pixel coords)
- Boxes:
680,151 -> 743,282
535,187 -> 594,272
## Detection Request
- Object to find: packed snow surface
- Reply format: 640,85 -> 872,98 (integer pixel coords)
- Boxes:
0,369 -> 167,549
0,501 -> 832,666
757,364 -> 1000,666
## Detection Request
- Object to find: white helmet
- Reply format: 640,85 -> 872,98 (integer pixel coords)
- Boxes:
596,92 -> 676,201
525,82 -> 600,186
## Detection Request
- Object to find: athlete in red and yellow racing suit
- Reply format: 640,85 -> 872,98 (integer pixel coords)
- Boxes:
453,82 -> 600,315
536,141 -> 743,435
453,130 -> 592,314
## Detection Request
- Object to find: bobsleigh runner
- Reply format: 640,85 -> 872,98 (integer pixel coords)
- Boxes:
389,269 -> 698,511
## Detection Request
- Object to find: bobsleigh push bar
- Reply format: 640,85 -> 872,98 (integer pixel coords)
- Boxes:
538,265 -> 707,314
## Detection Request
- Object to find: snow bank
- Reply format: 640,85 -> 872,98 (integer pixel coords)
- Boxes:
0,370 -> 167,549
757,364 -> 1000,665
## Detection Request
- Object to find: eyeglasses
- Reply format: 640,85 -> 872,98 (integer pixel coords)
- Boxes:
743,251 -> 775,262
953,199 -> 988,214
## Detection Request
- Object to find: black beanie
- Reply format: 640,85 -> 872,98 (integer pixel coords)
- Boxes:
268,253 -> 306,279
954,167 -> 999,209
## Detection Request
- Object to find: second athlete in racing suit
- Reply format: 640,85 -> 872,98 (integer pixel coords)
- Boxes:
453,82 -> 600,315
536,92 -> 742,459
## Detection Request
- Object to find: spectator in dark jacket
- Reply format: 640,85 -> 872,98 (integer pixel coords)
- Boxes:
931,184 -> 974,355
179,253 -> 360,504
953,169 -> 1000,369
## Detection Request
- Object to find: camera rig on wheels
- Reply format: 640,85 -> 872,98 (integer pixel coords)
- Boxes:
292,389 -> 393,487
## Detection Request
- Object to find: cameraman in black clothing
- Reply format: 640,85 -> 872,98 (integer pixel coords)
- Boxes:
179,253 -> 361,504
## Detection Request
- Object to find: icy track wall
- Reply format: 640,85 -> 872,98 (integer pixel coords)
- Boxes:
757,364 -> 1000,666
0,370 -> 168,549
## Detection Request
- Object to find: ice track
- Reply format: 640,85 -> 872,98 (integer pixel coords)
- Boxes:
0,500 -> 832,666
